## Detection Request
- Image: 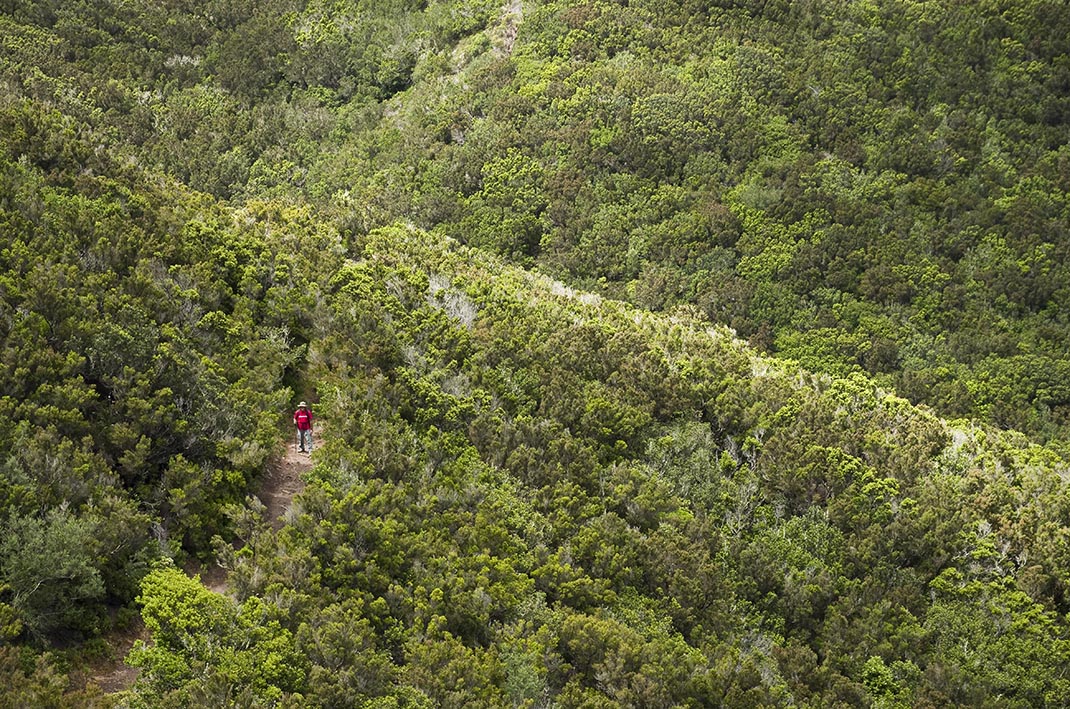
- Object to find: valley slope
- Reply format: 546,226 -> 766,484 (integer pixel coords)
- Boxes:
2,1 -> 1070,706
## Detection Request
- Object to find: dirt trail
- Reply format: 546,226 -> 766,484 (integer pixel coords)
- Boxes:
189,442 -> 312,594
81,619 -> 146,696
87,441 -> 313,696
258,440 -> 313,531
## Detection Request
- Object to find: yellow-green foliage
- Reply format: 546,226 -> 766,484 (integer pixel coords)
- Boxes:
2,2 -> 1070,706
193,227 -> 1070,706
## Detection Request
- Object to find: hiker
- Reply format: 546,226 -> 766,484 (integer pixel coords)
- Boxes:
293,401 -> 313,453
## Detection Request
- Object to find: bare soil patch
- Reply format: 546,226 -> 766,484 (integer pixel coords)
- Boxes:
77,617 -> 147,697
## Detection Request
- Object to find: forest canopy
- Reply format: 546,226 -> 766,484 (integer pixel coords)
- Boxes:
2,0 -> 1070,706
4,0 -> 1070,437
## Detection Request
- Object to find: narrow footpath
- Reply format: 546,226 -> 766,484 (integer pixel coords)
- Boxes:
258,441 -> 313,531
86,440 -> 313,695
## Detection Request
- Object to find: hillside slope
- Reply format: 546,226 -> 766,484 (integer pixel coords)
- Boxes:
347,0 -> 1070,442
127,226 -> 1070,706
0,90 -> 330,703
1,1 -> 1070,706
3,1 -> 1070,439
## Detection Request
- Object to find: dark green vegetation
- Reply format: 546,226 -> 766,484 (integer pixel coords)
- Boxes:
2,0 -> 1070,706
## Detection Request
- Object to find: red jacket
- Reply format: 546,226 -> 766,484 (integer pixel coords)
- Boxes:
293,408 -> 313,430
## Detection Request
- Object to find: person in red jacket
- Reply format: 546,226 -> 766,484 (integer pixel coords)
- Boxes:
293,401 -> 313,453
